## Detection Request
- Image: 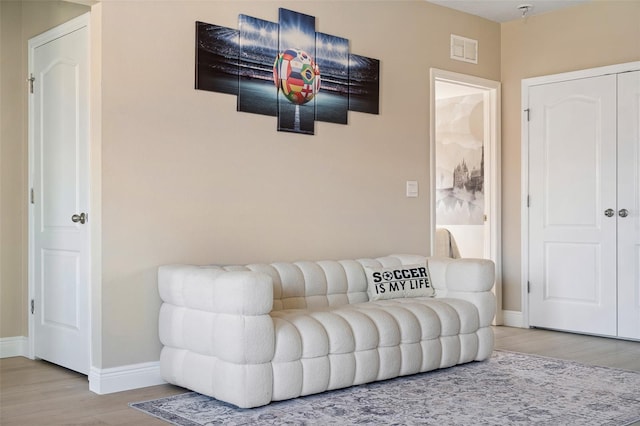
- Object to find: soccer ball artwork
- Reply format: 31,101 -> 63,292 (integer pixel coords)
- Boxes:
273,48 -> 321,105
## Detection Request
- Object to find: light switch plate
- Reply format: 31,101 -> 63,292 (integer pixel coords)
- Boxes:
406,181 -> 418,197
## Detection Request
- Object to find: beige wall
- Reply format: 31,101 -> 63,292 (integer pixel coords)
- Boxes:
500,0 -> 640,311
0,0 -> 501,366
0,1 -> 89,338
0,0 -> 24,338
97,0 -> 500,367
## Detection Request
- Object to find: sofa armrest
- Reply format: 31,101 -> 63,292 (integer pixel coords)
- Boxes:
428,257 -> 496,327
158,265 -> 275,365
158,265 -> 274,315
445,258 -> 495,292
427,257 -> 495,293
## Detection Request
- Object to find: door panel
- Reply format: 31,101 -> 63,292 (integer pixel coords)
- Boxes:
42,249 -> 79,329
618,70 -> 640,340
542,95 -> 601,228
528,75 -> 618,336
32,24 -> 90,375
544,242 -> 600,303
41,60 -> 82,230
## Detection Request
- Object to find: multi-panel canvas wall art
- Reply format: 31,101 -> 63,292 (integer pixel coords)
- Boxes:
195,8 -> 380,135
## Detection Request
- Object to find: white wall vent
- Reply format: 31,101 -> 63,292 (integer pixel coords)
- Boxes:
450,34 -> 478,64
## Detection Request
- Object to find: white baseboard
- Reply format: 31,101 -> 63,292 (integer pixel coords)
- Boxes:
502,310 -> 525,328
89,361 -> 166,394
0,336 -> 28,358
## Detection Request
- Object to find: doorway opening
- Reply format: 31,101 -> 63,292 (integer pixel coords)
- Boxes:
429,69 -> 502,323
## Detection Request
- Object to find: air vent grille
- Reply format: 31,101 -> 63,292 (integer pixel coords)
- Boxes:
450,34 -> 478,64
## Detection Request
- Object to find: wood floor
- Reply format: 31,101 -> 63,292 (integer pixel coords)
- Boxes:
1,326 -> 639,425
494,325 -> 640,372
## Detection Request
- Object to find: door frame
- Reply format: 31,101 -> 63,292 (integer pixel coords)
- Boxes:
520,61 -> 640,329
429,68 -> 502,324
27,13 -> 92,365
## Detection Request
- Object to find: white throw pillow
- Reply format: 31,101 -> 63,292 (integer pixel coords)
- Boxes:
364,263 -> 435,301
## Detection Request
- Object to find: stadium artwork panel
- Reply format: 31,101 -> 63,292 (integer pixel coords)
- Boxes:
195,23 -> 239,96
238,15 -> 279,117
195,8 -> 379,135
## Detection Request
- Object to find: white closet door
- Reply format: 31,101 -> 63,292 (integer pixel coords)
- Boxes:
528,74 -> 618,336
617,70 -> 640,340
31,22 -> 90,375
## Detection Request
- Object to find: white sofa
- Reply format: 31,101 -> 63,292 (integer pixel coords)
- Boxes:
158,254 -> 496,408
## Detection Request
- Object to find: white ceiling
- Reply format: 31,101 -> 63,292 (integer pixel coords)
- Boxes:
426,0 -> 591,23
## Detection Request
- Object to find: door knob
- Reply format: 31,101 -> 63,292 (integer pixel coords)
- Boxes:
619,209 -> 629,218
604,209 -> 615,217
71,213 -> 86,224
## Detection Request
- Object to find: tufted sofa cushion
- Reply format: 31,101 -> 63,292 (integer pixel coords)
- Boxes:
238,260 -> 370,310
268,297 -> 486,401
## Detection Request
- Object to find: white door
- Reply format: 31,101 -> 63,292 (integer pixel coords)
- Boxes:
528,75 -> 618,336
30,18 -> 90,375
618,70 -> 640,340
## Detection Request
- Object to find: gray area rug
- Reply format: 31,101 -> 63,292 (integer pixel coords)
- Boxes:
131,350 -> 640,425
